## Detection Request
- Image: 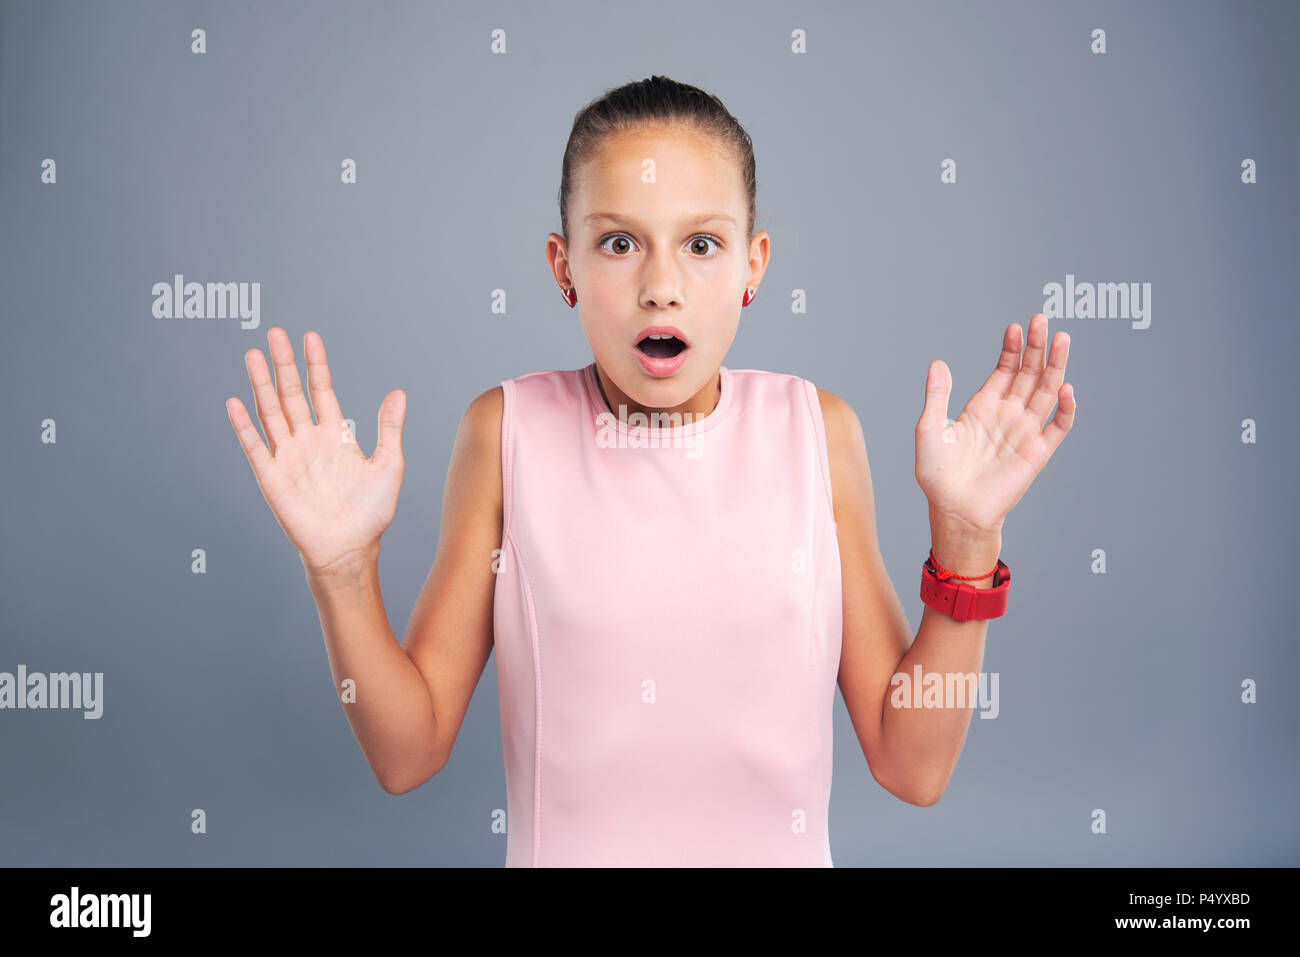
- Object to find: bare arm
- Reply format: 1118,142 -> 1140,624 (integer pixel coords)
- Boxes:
822,386 -> 1001,806
823,316 -> 1074,805
389,384 -> 503,792
304,386 -> 502,794
226,326 -> 502,794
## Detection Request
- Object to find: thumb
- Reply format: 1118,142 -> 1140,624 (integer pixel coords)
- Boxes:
373,389 -> 406,469
919,360 -> 952,430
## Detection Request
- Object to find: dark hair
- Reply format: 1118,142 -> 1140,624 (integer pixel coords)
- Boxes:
558,75 -> 756,243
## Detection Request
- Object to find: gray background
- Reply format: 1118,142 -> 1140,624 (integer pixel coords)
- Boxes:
1,0 -> 1296,866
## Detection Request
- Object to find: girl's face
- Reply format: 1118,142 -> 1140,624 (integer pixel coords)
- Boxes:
549,122 -> 768,419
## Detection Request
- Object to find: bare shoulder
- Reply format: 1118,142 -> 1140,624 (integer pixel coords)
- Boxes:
463,385 -> 503,436
815,387 -> 874,519
447,385 -> 504,510
815,387 -> 868,462
816,387 -> 860,439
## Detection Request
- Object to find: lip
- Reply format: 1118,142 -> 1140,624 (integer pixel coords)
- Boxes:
633,324 -> 690,378
634,325 -> 689,347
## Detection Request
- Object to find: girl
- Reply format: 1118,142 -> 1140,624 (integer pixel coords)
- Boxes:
225,76 -> 1074,867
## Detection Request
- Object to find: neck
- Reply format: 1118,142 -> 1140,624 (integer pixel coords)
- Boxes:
593,364 -> 721,423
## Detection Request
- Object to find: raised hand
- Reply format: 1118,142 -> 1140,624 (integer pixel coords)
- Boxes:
915,313 -> 1075,539
226,327 -> 407,577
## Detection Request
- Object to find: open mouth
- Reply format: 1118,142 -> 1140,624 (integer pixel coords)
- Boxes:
636,334 -> 688,359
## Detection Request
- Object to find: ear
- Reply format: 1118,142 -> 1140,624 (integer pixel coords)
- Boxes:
544,232 -> 572,289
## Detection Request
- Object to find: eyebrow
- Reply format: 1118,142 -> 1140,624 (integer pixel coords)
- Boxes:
584,212 -> 737,229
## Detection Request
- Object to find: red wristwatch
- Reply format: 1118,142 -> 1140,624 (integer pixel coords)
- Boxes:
919,555 -> 1011,622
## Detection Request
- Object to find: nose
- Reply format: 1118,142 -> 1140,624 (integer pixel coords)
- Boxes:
640,251 -> 683,308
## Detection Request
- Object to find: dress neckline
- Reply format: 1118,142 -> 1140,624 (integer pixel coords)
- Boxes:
581,362 -> 735,437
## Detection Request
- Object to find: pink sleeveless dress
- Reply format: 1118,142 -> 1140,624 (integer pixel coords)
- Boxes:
492,361 -> 843,866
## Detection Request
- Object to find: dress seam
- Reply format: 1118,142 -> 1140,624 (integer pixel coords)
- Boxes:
800,376 -> 831,865
505,532 -> 544,867
801,377 -> 837,532
499,379 -> 515,545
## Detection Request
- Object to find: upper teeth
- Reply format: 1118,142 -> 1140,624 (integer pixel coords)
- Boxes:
648,334 -> 674,339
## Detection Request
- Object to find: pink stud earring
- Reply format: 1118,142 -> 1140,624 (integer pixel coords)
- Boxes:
742,288 -> 755,306
561,287 -> 577,307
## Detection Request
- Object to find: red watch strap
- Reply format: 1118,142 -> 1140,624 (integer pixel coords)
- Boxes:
919,559 -> 1011,621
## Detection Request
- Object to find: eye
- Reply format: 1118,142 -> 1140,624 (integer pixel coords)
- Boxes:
596,232 -> 725,257
688,234 -> 723,256
598,233 -> 636,255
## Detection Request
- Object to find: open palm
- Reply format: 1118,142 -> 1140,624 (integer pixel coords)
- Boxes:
915,313 -> 1075,536
226,327 -> 407,575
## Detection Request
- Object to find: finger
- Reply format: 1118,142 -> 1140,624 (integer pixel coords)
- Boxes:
303,330 -> 344,424
1041,382 -> 1076,456
918,359 -> 952,431
226,396 -> 275,481
975,323 -> 1023,400
1008,313 -> 1049,404
244,347 -> 292,454
372,389 -> 406,470
1027,330 -> 1071,425
267,327 -> 315,432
